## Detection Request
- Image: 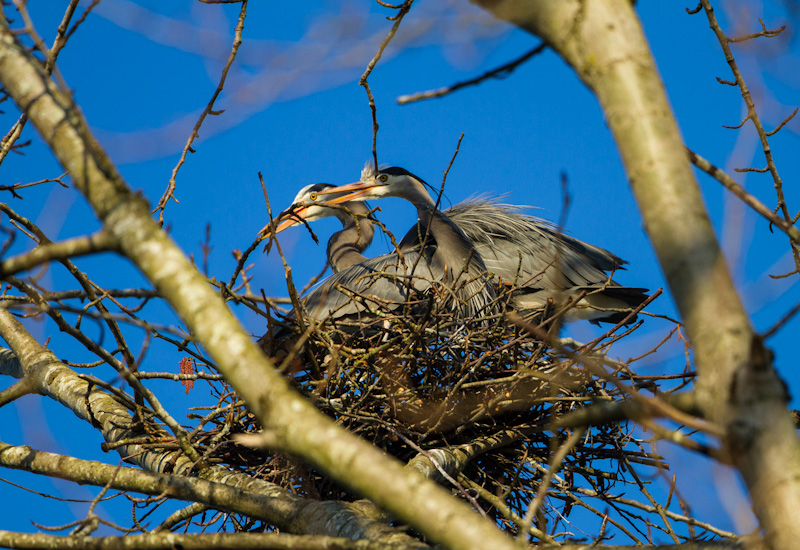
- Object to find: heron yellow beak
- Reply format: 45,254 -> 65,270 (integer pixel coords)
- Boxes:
316,181 -> 378,204
257,205 -> 308,237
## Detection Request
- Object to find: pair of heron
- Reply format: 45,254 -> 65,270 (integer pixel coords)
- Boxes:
262,164 -> 648,328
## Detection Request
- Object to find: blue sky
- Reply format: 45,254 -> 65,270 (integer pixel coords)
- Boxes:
1,0 -> 798,541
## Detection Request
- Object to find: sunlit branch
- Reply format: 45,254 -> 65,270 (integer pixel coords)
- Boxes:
0,229 -> 118,278
0,530 -> 419,550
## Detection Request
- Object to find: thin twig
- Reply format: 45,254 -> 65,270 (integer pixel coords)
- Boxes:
397,42 -> 546,105
686,147 -> 800,244
154,0 -> 249,224
700,0 -> 800,272
358,0 -> 415,171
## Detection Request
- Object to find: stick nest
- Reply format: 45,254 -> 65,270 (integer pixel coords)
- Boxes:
184,283 -> 697,539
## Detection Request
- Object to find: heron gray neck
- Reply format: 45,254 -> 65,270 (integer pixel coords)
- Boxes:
327,214 -> 375,273
413,202 -> 488,277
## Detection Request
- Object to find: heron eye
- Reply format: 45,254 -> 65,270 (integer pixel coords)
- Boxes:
378,174 -> 388,183
309,193 -> 318,201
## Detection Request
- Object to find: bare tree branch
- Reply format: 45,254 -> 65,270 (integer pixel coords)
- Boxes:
0,229 -> 118,278
0,531 -> 422,550
686,147 -> 800,244
154,0 -> 249,225
698,1 -> 800,272
397,42 -> 546,104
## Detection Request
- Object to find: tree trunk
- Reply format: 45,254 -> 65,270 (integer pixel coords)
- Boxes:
469,1 -> 800,547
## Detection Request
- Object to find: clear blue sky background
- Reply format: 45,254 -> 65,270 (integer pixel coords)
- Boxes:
1,0 -> 798,540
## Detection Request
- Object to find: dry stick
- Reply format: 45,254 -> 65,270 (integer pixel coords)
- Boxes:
60,1 -> 98,41
59,260 -> 137,368
154,0 -> 248,225
687,147 -> 800,244
571,484 -> 739,540
155,502 -> 208,533
551,391 -> 700,431
359,0 -> 414,171
517,428 -> 586,541
229,233 -> 266,292
618,449 -> 680,544
0,288 -> 158,303
256,173 -> 322,375
575,288 -> 662,354
699,2 -> 800,270
397,42 -> 547,104
508,311 -> 721,438
638,417 -> 724,461
550,173 -> 574,336
457,476 -> 555,544
409,133 -> 464,280
548,478 -> 645,544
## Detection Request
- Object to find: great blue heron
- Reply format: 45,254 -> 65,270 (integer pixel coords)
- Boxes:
322,165 -> 649,325
264,180 -> 497,325
265,183 -> 374,272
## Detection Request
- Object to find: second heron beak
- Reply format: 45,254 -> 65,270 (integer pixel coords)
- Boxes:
316,181 -> 380,204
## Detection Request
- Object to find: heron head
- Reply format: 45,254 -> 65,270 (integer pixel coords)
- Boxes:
322,164 -> 431,205
258,183 -> 346,237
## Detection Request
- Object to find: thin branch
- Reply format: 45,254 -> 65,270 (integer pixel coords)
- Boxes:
701,0 -> 800,271
154,0 -> 248,225
728,18 -> 786,43
397,42 -> 546,104
359,0 -> 414,171
519,428 -> 585,537
552,391 -> 700,429
765,107 -> 798,137
686,147 -> 800,244
0,173 -> 68,199
762,298 -> 800,340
